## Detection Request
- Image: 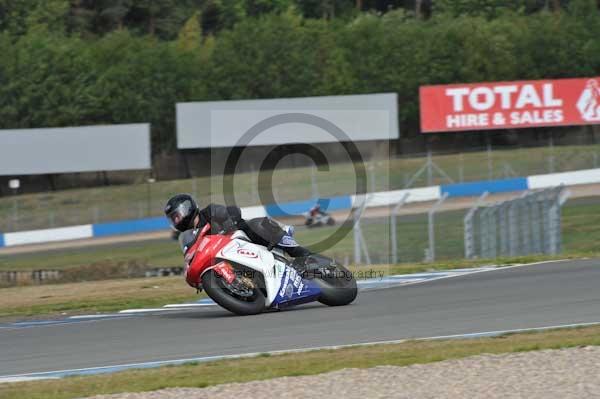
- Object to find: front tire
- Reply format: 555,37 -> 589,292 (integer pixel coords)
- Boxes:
202,269 -> 266,315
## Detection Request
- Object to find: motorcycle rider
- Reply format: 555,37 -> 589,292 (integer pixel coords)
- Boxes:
164,194 -> 311,259
309,203 -> 325,219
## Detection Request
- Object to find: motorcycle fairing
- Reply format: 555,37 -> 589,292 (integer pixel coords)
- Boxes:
270,265 -> 321,309
216,238 -> 321,308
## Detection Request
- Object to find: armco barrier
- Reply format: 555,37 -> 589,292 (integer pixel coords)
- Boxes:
3,166 -> 600,248
241,205 -> 268,219
3,225 -> 93,247
91,206 -> 269,238
528,168 -> 600,190
441,177 -> 528,197
351,186 -> 441,208
265,195 -> 352,217
92,217 -> 169,237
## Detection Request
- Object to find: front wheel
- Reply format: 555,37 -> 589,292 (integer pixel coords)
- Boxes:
202,268 -> 266,315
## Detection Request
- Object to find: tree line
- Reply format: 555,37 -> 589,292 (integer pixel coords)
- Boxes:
0,0 -> 598,153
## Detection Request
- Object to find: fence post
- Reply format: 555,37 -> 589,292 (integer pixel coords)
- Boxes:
426,192 -> 449,262
192,177 -> 198,199
459,153 -> 464,183
530,193 -> 542,254
250,164 -> 259,203
353,196 -> 370,265
369,165 -> 376,194
488,206 -> 498,258
541,189 -> 553,254
12,196 -> 19,232
548,134 -> 555,173
93,207 -> 100,224
464,191 -> 488,259
497,203 -> 505,257
427,150 -> 433,186
311,165 -> 319,199
479,207 -> 490,258
516,191 -> 531,256
556,188 -> 570,254
359,225 -> 372,265
548,187 -> 570,255
487,137 -> 493,180
508,198 -> 519,257
390,193 -> 410,264
353,215 -> 362,264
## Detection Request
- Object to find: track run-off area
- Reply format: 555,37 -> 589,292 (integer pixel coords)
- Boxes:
1,259 -> 599,381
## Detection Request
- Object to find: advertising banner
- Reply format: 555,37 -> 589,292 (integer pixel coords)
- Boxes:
176,93 -> 399,149
0,124 -> 151,175
420,77 -> 600,132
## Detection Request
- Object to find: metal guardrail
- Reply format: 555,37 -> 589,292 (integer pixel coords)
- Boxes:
464,187 -> 570,259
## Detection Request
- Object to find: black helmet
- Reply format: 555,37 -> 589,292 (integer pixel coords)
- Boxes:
164,194 -> 199,232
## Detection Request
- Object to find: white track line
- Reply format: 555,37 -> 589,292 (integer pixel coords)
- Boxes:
118,308 -> 185,314
162,303 -> 216,308
69,314 -> 131,320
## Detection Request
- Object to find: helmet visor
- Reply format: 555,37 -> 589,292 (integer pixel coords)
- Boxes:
166,200 -> 194,231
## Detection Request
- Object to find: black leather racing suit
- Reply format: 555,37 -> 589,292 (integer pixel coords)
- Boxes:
180,204 -> 310,258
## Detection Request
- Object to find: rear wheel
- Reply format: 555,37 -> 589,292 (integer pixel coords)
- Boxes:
202,267 -> 266,315
307,258 -> 357,306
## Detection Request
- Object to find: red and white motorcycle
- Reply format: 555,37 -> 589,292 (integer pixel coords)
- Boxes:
183,223 -> 357,315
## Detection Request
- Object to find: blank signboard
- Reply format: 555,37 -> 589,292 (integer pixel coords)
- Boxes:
0,124 -> 151,175
176,93 -> 399,149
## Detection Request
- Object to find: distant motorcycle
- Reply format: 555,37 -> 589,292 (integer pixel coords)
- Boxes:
304,211 -> 335,228
182,223 -> 357,315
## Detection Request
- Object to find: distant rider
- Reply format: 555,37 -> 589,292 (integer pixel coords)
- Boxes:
164,194 -> 311,259
309,203 -> 325,218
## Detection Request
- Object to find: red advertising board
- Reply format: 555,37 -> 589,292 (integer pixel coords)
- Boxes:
420,77 -> 600,133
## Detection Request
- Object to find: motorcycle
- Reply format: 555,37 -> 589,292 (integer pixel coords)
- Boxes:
183,223 -> 357,315
304,211 -> 336,228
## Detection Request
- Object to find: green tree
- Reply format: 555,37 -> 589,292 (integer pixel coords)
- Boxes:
97,0 -> 132,31
130,0 -> 200,38
434,0 -> 528,17
177,12 -> 203,51
25,0 -> 70,34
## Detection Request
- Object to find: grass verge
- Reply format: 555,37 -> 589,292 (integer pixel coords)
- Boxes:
2,324 -> 600,399
0,276 -> 199,320
0,255 -> 578,320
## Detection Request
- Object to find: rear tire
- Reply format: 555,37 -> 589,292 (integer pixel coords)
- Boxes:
202,269 -> 266,316
311,262 -> 357,306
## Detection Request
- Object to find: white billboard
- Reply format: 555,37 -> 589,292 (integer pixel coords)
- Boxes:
0,124 -> 151,175
176,93 -> 399,149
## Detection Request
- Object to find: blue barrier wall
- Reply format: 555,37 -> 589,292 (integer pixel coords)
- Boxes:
441,177 -> 529,197
4,174 -> 555,245
265,196 -> 352,218
92,217 -> 169,237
